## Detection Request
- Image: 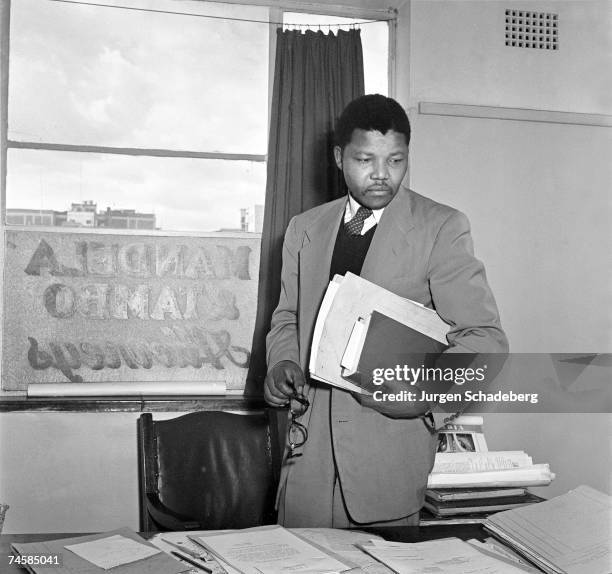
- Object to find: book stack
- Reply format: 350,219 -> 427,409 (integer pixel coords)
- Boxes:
421,417 -> 553,525
422,487 -> 546,525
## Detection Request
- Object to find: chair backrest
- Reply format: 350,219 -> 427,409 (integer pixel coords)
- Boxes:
138,410 -> 281,531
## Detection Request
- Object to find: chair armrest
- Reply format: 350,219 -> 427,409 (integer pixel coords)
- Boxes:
145,493 -> 202,531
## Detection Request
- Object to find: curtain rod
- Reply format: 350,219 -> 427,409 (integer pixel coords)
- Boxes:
224,0 -> 398,20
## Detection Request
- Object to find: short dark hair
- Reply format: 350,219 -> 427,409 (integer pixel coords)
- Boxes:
335,94 -> 411,149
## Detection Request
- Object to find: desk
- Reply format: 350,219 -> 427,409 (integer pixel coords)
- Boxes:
1,526 -> 487,573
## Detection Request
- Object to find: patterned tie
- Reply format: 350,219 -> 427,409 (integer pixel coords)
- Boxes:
345,206 -> 373,236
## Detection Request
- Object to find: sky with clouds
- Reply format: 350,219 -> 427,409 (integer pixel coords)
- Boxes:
7,0 -> 387,232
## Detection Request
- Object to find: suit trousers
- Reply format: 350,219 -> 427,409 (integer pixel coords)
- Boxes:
277,384 -> 419,528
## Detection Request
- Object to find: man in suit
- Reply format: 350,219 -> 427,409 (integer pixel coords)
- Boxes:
264,95 -> 508,527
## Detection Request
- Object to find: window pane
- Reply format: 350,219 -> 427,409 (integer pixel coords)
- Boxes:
283,12 -> 389,96
7,150 -> 266,233
9,0 -> 269,154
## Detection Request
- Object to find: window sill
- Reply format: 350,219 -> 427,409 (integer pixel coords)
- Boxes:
0,394 -> 266,413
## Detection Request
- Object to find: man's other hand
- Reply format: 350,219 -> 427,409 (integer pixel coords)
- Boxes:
264,360 -> 306,407
354,378 -> 430,419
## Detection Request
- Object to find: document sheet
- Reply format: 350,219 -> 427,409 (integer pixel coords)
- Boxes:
292,529 -> 393,574
65,534 -> 162,570
359,538 -> 530,574
191,525 -> 353,574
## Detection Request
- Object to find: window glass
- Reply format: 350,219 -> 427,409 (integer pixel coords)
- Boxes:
6,3 -> 390,233
9,0 -> 269,154
7,149 -> 266,233
283,12 -> 389,96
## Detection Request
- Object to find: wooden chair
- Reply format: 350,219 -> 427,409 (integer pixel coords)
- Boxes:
137,410 -> 282,531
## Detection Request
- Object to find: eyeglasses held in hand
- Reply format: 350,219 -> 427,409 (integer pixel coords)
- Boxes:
287,391 -> 309,459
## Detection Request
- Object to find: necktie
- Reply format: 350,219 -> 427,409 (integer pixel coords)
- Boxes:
345,206 -> 373,236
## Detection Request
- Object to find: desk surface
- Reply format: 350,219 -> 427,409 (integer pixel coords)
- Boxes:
1,526 -> 487,572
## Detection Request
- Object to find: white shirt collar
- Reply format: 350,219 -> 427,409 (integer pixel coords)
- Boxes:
345,193 -> 384,224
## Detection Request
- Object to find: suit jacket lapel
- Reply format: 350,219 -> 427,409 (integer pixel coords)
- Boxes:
298,190 -> 415,373
361,188 -> 415,284
299,198 -> 345,367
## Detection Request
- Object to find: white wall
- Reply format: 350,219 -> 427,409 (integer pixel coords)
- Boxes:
407,0 -> 612,113
0,413 -> 141,533
409,113 -> 611,352
407,0 -> 611,498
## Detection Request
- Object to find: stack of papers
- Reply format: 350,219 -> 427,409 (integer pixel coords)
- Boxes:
484,485 -> 612,574
151,527 -> 395,574
309,273 -> 449,394
189,525 -> 356,574
428,451 -> 555,488
358,537 -> 534,573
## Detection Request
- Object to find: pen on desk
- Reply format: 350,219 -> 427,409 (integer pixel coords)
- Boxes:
162,538 -> 209,560
170,550 -> 214,573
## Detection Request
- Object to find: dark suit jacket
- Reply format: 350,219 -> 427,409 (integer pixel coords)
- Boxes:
266,188 -> 508,522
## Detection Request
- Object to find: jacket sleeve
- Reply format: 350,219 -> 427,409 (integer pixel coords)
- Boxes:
428,210 -> 509,353
266,216 -> 301,370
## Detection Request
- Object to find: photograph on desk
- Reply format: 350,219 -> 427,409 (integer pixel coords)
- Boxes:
0,0 -> 610,573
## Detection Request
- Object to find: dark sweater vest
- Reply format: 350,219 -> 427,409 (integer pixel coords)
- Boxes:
329,219 -> 377,280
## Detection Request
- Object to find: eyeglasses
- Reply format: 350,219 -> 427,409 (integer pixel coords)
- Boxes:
287,391 -> 309,459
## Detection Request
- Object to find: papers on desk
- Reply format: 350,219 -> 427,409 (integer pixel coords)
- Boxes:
64,534 -> 162,569
152,527 -> 393,574
190,525 -> 355,574
150,531 -> 231,574
484,485 -> 612,574
292,529 -> 394,574
358,538 -> 531,574
10,527 -> 188,574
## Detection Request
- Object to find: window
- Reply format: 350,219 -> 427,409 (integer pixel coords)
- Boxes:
7,0 -> 270,233
0,1 -> 394,393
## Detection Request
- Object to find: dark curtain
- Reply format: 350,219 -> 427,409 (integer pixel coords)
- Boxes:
245,28 -> 365,394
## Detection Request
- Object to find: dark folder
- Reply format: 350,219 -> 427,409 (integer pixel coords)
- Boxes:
342,310 -> 448,393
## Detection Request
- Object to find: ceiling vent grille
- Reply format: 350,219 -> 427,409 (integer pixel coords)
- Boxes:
505,9 -> 558,50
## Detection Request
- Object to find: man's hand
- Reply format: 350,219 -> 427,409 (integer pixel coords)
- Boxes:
264,360 -> 306,407
354,378 -> 430,419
